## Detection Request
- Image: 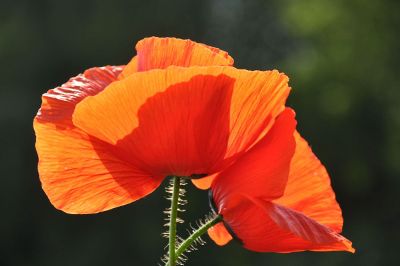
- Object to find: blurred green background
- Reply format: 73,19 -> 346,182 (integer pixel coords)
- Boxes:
1,0 -> 399,265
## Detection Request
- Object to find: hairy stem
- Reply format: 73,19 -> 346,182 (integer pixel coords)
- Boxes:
175,214 -> 223,259
167,176 -> 181,266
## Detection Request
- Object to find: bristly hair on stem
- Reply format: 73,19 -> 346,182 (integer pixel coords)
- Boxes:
161,177 -> 187,266
162,178 -> 187,238
160,177 -> 222,266
174,213 -> 223,265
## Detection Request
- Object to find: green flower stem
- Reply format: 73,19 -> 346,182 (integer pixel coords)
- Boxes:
168,176 -> 181,266
175,214 -> 223,259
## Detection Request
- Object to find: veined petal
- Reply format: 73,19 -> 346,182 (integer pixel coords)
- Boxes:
225,70 -> 290,160
34,66 -> 161,214
34,122 -> 162,214
137,37 -> 233,70
73,66 -> 290,177
193,72 -> 291,190
118,37 -> 233,79
211,108 -> 296,211
274,132 -> 343,232
37,66 -> 123,125
74,67 -> 234,176
221,196 -> 354,253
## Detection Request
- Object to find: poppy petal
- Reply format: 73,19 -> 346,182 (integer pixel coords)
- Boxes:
34,122 -> 162,214
224,70 -> 290,162
73,67 -> 234,176
34,66 -> 161,214
135,37 -> 234,72
73,66 -> 290,177
118,37 -> 234,79
207,221 -> 233,246
221,197 -> 354,253
274,132 -> 343,232
36,65 -> 123,125
211,108 -> 296,211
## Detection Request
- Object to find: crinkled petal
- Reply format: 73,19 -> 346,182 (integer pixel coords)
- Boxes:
137,37 -> 233,71
36,66 -> 123,125
118,37 -> 233,79
73,66 -> 290,177
34,65 -> 161,214
221,196 -> 354,253
211,108 -> 296,211
274,132 -> 343,232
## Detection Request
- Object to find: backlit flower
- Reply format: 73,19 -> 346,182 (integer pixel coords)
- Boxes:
34,37 -> 290,214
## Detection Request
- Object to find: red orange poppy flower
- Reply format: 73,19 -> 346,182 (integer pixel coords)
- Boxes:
34,37 -> 354,254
